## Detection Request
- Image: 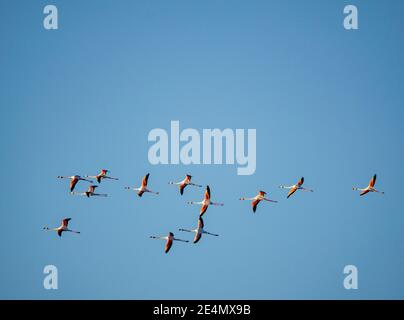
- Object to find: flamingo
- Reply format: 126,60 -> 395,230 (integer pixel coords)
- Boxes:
279,177 -> 313,198
85,169 -> 118,184
43,218 -> 80,237
187,185 -> 224,217
353,174 -> 384,196
125,173 -> 159,197
239,191 -> 278,213
57,175 -> 93,192
179,217 -> 219,243
149,232 -> 189,253
71,185 -> 107,198
168,174 -> 202,195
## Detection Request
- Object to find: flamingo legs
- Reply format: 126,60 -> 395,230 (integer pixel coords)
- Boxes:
189,183 -> 202,187
173,237 -> 189,243
125,187 -> 159,195
210,202 -> 224,206
298,187 -> 314,192
353,187 -> 384,195
178,228 -> 197,233
71,192 -> 108,197
202,230 -> 219,237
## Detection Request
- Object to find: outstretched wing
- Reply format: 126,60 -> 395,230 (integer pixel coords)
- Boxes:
165,238 -> 173,253
62,218 -> 71,227
369,174 -> 376,188
360,189 -> 370,196
287,187 -> 298,199
198,217 -> 204,229
200,204 -> 209,216
252,199 -> 260,213
193,232 -> 202,244
141,173 -> 150,187
57,229 -> 63,237
204,186 -> 211,200
179,183 -> 186,195
138,190 -> 144,197
297,177 -> 304,186
70,179 -> 78,192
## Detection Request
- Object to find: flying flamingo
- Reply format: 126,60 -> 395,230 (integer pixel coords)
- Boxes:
149,232 -> 189,253
279,177 -> 313,199
125,173 -> 159,197
85,169 -> 118,183
239,191 -> 278,213
179,217 -> 219,243
187,185 -> 224,216
168,174 -> 202,195
353,174 -> 384,196
57,175 -> 93,192
43,218 -> 80,237
71,185 -> 108,198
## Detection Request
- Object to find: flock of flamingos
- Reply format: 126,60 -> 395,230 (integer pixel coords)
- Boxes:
43,170 -> 384,253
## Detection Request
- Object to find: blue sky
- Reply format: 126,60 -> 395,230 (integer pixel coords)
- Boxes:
0,0 -> 403,299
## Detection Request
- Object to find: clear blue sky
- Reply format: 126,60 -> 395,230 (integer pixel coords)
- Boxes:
0,0 -> 403,299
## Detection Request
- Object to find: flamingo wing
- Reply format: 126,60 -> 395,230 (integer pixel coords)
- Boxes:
369,174 -> 377,188
141,173 -> 150,187
57,229 -> 63,237
179,183 -> 186,195
200,204 -> 209,216
165,238 -> 173,253
70,178 -> 78,192
287,187 -> 298,198
252,199 -> 260,212
193,232 -> 202,244
297,177 -> 304,186
137,190 -> 145,197
62,218 -> 71,227
360,189 -> 370,196
204,186 -> 211,200
198,217 -> 204,229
